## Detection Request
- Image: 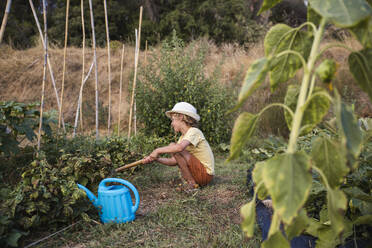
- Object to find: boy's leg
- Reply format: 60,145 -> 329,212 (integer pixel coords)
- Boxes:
173,151 -> 197,186
173,150 -> 213,186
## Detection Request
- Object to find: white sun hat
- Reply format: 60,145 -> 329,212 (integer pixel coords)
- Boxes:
165,102 -> 200,122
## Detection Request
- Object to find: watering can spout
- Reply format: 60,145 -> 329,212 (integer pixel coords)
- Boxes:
77,184 -> 99,207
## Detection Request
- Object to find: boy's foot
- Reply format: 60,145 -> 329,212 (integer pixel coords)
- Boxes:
175,182 -> 199,193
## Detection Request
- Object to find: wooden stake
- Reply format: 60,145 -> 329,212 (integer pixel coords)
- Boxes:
144,40 -> 148,66
29,0 -> 66,131
58,0 -> 70,130
0,0 -> 12,44
79,0 -> 86,131
73,60 -> 94,137
128,6 -> 143,138
103,0 -> 112,135
88,0 -> 99,139
118,44 -> 125,136
37,0 -> 48,152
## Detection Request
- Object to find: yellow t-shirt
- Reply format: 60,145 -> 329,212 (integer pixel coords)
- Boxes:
178,127 -> 215,175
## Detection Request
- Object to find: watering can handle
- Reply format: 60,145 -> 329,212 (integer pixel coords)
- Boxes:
99,178 -> 140,213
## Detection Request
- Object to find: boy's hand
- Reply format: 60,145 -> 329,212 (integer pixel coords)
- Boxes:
143,156 -> 155,164
149,150 -> 159,159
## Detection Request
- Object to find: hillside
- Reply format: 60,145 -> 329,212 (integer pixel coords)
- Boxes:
0,36 -> 371,135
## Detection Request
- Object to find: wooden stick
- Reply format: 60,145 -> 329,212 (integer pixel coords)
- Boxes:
29,0 -> 66,131
37,0 -> 48,152
144,40 -> 148,67
118,44 -> 125,136
79,0 -> 86,131
0,0 -> 12,44
58,0 -> 70,130
73,60 -> 94,137
115,159 -> 144,172
88,0 -> 99,139
128,6 -> 143,138
103,0 -> 112,135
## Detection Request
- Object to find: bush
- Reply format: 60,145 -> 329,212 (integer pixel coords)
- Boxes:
136,33 -> 236,145
0,133 -> 168,247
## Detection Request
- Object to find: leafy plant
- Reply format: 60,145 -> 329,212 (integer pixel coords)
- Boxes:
0,101 -> 53,156
0,133 -> 166,247
229,0 -> 372,247
136,32 -> 236,145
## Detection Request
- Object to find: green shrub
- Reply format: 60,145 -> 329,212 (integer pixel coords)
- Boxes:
0,132 -> 168,247
136,32 -> 236,145
0,101 -> 53,156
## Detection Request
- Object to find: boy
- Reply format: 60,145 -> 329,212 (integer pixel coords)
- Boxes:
143,102 -> 214,190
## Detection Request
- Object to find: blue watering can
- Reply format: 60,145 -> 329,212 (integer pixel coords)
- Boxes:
77,178 -> 140,223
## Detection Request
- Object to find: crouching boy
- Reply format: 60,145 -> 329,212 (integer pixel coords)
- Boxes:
143,102 -> 214,190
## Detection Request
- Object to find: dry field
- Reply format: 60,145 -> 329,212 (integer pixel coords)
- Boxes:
0,35 -> 370,135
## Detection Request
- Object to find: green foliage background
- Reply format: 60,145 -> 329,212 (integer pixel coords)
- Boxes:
136,33 -> 236,145
0,0 -> 263,48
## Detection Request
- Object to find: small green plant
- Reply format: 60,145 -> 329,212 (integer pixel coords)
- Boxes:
0,101 -> 53,156
136,31 -> 236,145
0,133 -> 166,247
229,0 -> 372,247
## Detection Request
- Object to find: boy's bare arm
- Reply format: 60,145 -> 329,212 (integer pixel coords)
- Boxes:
151,140 -> 190,157
156,157 -> 177,166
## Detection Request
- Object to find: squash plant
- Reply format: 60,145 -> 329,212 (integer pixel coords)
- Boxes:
229,0 -> 372,247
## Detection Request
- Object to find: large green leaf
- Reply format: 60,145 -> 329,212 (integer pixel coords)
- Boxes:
353,215 -> 372,225
348,48 -> 372,101
227,113 -> 259,161
264,24 -> 313,91
262,152 -> 312,224
285,209 -> 310,240
343,187 -> 372,202
309,0 -> 372,27
240,200 -> 256,237
233,58 -> 270,111
335,99 -> 363,161
350,198 -> 372,215
307,3 -> 321,27
350,17 -> 372,48
327,188 -> 347,236
7,230 -> 23,247
252,161 -> 269,200
284,85 -> 330,134
311,137 -> 348,188
262,230 -> 290,248
258,0 -> 282,14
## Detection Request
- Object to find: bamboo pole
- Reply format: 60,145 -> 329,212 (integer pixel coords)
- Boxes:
103,0 -> 112,135
29,0 -> 66,131
144,40 -> 148,66
73,60 -> 94,137
37,0 -> 48,152
128,6 -> 143,138
118,44 -> 125,136
0,0 -> 12,44
58,0 -> 70,130
133,30 -> 138,136
79,0 -> 86,131
88,0 -> 99,139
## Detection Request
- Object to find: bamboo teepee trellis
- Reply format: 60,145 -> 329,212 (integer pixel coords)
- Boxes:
0,0 -> 12,44
58,0 -> 70,130
37,0 -> 48,152
128,6 -> 143,138
103,0 -> 112,135
88,0 -> 100,139
29,0 -> 66,131
118,44 -> 125,136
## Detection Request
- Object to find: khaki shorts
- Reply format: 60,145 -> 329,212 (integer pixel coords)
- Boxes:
187,154 -> 213,186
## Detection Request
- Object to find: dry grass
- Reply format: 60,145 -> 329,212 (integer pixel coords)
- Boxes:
0,35 -> 371,135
